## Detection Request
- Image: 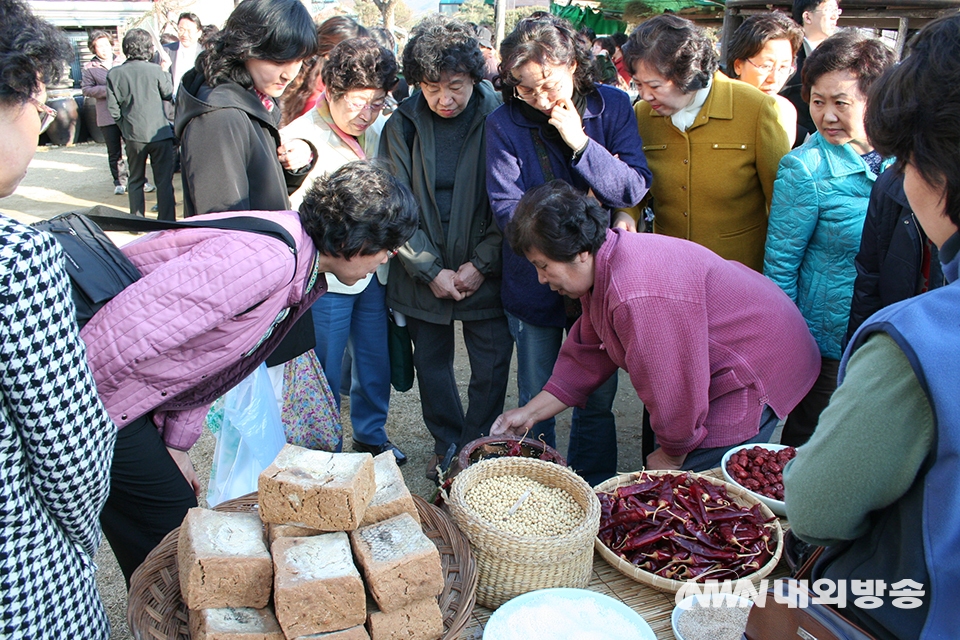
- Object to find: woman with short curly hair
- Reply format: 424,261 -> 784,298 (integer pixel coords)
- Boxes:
379,15 -> 513,482
763,30 -> 896,447
81,30 -> 129,194
281,37 -> 405,463
624,14 -> 789,273
1,1 -> 115,635
485,13 -> 651,486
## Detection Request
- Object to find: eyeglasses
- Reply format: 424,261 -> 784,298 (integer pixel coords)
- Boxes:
813,2 -> 842,16
744,58 -> 797,79
342,97 -> 387,114
26,95 -> 57,134
514,80 -> 564,104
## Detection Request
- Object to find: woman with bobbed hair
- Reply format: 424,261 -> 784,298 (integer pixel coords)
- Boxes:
281,38 -> 405,461
81,30 -> 129,194
785,15 -> 960,638
763,30 -> 896,447
491,181 -> 819,475
625,13 -> 789,273
176,0 -> 318,218
486,13 -> 651,485
380,15 -> 513,482
725,12 -> 803,146
0,2 -> 115,634
280,16 -> 369,127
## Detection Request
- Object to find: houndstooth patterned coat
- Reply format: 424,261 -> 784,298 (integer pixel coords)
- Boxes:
0,215 -> 116,638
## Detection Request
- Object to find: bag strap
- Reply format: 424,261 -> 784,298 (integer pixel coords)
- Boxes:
84,211 -> 297,256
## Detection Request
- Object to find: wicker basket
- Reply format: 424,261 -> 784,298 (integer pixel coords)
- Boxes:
126,493 -> 477,640
446,457 -> 601,609
593,470 -> 783,594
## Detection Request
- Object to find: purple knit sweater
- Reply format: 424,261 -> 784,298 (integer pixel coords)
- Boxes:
545,229 -> 820,456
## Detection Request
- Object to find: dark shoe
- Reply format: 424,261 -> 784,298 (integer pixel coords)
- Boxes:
353,439 -> 407,466
425,454 -> 442,484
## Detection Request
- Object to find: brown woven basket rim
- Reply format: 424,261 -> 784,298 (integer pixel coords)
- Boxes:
592,470 -> 784,594
126,493 -> 477,640
447,456 -> 601,546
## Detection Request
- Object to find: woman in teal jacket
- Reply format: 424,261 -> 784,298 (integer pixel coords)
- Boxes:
763,30 -> 894,447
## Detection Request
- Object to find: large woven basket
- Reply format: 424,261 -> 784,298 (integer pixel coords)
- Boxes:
593,470 -> 783,594
446,457 -> 601,609
127,493 -> 477,640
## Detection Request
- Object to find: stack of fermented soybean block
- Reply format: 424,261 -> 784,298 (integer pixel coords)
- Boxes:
179,445 -> 445,640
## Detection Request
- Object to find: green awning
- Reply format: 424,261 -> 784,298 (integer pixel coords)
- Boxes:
550,3 -> 627,33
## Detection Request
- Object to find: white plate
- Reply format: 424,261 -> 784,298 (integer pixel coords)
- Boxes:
721,443 -> 790,516
483,588 -> 656,640
671,593 -> 753,640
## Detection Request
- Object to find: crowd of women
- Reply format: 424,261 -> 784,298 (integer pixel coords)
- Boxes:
2,0 -> 958,636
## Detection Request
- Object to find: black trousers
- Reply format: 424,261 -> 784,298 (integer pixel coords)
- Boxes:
780,357 -> 840,447
406,316 -> 513,455
100,124 -> 127,187
126,138 -> 176,221
100,415 -> 197,586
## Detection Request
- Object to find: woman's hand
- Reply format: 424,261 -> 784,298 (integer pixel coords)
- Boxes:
613,210 -> 638,232
491,406 -> 539,438
453,262 -> 484,296
549,97 -> 589,153
429,269 -> 465,301
167,446 -> 201,496
278,139 -> 312,171
645,447 -> 686,471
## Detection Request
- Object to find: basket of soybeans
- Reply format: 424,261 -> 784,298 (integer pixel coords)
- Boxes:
447,456 -> 601,608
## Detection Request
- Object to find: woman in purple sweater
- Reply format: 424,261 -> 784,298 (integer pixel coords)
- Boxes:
492,181 -> 820,472
486,14 -> 651,483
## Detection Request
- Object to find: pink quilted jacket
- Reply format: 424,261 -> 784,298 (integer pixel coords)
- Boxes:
80,210 -> 321,450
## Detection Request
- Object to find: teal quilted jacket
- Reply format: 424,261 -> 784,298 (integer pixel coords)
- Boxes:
763,133 -> 894,359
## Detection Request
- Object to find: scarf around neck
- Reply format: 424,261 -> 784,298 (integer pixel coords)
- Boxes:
316,93 -> 367,159
518,90 -> 589,150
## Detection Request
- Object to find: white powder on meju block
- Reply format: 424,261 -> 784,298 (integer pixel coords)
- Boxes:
483,592 -> 650,640
281,532 -> 356,582
196,512 -> 267,556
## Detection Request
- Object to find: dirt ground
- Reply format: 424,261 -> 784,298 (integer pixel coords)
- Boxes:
4,141 -> 649,639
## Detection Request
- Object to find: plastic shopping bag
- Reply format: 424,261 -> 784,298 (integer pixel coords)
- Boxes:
207,363 -> 286,506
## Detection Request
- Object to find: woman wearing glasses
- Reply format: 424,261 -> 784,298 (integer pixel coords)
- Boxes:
281,37 -> 407,461
625,14 -> 789,274
763,30 -> 896,447
379,16 -> 512,483
725,12 -> 804,146
1,0 -> 115,635
486,13 -> 651,485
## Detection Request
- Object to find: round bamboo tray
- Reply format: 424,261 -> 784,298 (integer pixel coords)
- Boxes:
447,457 -> 601,609
126,493 -> 477,640
594,470 -> 783,594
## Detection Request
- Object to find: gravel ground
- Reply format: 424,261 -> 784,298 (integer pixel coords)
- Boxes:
7,142 -> 648,639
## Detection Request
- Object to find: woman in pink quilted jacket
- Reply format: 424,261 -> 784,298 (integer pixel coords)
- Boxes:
81,162 -> 417,583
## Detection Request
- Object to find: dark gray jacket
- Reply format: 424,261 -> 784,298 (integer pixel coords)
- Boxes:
106,59 -> 174,143
379,80 -> 503,324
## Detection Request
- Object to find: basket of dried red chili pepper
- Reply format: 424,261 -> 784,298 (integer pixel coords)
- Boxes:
594,470 -> 782,593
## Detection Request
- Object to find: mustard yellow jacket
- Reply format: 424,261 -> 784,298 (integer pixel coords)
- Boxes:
635,72 -> 790,272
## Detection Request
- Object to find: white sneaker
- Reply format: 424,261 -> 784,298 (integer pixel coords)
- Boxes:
114,185 -> 126,195
144,182 -> 157,193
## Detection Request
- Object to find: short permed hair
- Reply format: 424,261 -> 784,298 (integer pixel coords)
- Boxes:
498,13 -> 596,103
321,38 -> 398,102
198,0 -> 316,89
0,0 -> 72,107
122,28 -> 154,62
402,16 -> 486,87
866,14 -> 960,229
507,180 -> 608,262
726,12 -> 803,76
299,161 -> 419,259
800,29 -> 895,103
87,30 -> 113,55
623,14 -> 717,94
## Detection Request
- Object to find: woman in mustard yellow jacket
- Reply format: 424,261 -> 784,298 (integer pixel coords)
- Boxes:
624,15 -> 790,272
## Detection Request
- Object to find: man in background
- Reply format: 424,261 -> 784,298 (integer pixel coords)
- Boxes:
781,0 -> 841,144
